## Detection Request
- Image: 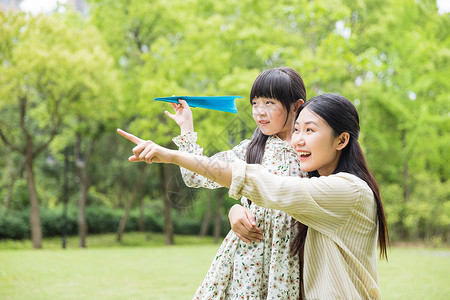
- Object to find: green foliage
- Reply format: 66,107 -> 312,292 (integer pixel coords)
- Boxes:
0,0 -> 448,245
404,172 -> 450,241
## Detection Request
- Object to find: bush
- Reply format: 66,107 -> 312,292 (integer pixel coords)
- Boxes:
0,211 -> 30,240
41,208 -> 77,237
85,206 -> 122,234
0,206 -> 221,240
174,217 -> 201,235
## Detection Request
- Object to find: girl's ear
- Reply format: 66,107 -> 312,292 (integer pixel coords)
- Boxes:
293,99 -> 304,113
335,132 -> 350,150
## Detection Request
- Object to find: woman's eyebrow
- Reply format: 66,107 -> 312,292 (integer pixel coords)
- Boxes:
304,121 -> 319,126
296,120 -> 319,126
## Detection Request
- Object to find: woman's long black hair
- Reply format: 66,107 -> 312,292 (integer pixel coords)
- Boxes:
245,67 -> 306,164
294,93 -> 390,260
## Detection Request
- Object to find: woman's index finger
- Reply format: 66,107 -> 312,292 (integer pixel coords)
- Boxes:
117,128 -> 144,145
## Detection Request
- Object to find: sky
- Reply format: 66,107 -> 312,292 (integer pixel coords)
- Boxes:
19,0 -> 450,15
437,0 -> 450,14
20,0 -> 66,14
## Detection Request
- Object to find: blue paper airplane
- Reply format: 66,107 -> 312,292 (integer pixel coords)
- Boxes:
153,96 -> 243,114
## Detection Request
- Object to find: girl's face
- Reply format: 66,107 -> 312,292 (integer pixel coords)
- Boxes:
252,97 -> 295,142
291,108 -> 345,176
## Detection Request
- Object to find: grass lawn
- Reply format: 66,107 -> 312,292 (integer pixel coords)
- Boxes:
378,246 -> 450,300
1,233 -> 449,299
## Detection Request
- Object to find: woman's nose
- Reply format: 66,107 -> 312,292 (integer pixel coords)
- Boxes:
292,134 -> 305,147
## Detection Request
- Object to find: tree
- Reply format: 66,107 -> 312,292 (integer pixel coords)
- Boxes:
341,0 -> 450,240
0,11 -> 119,248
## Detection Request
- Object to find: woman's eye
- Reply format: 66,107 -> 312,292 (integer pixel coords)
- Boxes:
306,128 -> 313,132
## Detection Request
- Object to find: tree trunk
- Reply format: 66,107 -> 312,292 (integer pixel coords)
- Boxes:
401,130 -> 410,240
116,165 -> 146,242
3,150 -> 18,209
25,149 -> 42,249
1,95 -> 59,249
76,160 -> 88,248
62,149 -> 70,249
159,164 -> 174,245
401,129 -> 411,202
198,194 -> 213,237
138,194 -> 145,232
213,190 -> 224,243
75,135 -> 95,248
3,178 -> 14,209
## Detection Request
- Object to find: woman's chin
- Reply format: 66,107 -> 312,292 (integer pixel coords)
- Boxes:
299,165 -> 313,173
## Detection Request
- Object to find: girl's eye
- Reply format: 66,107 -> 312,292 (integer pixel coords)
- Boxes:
306,128 -> 313,132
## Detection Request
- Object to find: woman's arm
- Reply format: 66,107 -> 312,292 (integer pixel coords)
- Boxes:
117,129 -> 361,232
117,128 -> 233,187
228,204 -> 263,243
229,161 -> 365,232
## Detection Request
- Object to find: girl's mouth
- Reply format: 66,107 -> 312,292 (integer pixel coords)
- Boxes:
259,120 -> 270,125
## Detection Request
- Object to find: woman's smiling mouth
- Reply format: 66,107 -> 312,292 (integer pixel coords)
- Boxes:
296,151 -> 311,158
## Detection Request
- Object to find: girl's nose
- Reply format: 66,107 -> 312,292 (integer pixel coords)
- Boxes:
254,107 -> 267,117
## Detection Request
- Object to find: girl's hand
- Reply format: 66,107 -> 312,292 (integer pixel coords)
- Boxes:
117,129 -> 174,164
164,99 -> 194,134
228,204 -> 263,243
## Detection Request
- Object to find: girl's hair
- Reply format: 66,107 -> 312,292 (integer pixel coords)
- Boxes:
246,67 -> 306,164
293,93 -> 390,260
245,68 -> 307,295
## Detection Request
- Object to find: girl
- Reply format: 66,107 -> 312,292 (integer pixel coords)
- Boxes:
164,67 -> 307,299
118,93 -> 390,299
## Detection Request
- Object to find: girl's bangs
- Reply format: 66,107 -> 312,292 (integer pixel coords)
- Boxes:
250,71 -> 293,104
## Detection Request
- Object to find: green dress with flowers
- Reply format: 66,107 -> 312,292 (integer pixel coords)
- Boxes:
173,132 -> 306,300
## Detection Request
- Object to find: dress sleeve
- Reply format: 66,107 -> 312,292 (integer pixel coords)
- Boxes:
173,132 -> 250,189
229,160 -> 364,235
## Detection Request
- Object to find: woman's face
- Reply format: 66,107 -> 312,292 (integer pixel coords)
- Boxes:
291,108 -> 343,176
252,97 -> 294,142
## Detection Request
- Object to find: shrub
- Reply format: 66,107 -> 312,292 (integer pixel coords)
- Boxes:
0,210 -> 30,240
0,206 -> 210,240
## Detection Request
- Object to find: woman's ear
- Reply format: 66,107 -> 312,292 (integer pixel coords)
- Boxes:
335,132 -> 350,150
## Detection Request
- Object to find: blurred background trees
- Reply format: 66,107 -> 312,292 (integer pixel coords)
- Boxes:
0,0 -> 448,248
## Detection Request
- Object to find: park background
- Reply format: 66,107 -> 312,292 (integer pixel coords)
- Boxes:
0,0 -> 449,299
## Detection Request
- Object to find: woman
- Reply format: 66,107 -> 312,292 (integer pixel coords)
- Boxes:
118,93 -> 389,299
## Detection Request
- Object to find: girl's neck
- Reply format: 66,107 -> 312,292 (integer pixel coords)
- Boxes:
276,113 -> 296,143
276,123 -> 295,143
276,132 -> 291,143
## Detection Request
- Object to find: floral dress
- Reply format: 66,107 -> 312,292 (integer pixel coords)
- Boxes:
172,132 -> 306,300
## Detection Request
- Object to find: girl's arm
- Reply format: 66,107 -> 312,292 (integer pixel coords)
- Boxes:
165,100 -> 248,189
164,99 -> 194,134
